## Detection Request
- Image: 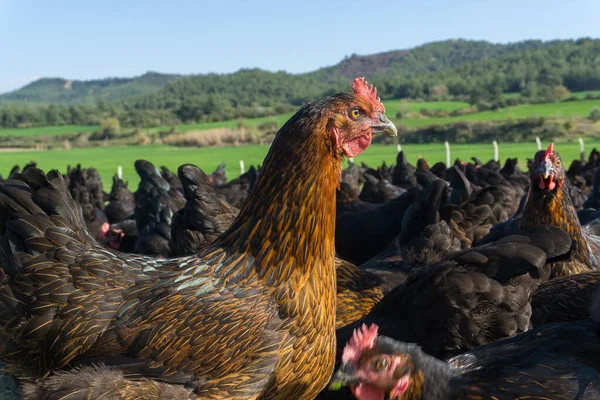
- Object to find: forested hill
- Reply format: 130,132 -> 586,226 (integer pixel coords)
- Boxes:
130,40 -> 554,112
4,39 -> 598,105
1,38 -> 599,127
0,72 -> 182,105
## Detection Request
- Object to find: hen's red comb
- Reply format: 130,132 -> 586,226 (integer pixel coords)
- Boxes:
342,323 -> 379,365
544,143 -> 555,160
352,77 -> 385,113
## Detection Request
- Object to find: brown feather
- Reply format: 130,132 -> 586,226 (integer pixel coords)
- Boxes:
0,88 -> 394,399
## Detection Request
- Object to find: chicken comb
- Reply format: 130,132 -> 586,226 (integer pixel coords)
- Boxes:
352,77 -> 385,112
342,323 -> 379,365
544,143 -> 555,160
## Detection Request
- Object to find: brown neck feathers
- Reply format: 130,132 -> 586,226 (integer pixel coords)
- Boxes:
214,109 -> 341,283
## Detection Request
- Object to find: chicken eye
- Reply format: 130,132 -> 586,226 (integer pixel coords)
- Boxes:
374,358 -> 388,371
349,108 -> 363,120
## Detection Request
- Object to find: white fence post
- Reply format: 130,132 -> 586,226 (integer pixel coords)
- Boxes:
492,140 -> 499,162
117,165 -> 123,179
579,137 -> 585,154
535,137 -> 542,150
239,160 -> 245,175
397,144 -> 402,153
445,141 -> 451,167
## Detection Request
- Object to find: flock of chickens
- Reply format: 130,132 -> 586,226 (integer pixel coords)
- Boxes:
1,78 -> 600,399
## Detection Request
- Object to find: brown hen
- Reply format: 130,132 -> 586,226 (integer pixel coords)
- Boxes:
334,258 -> 388,329
0,78 -> 397,399
520,143 -> 600,276
479,144 -> 600,277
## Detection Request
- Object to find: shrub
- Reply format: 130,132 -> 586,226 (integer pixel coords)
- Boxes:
476,102 -> 492,112
419,108 -> 449,118
135,131 -> 151,145
162,128 -> 265,148
73,133 -> 90,148
552,85 -> 571,101
428,83 -> 449,100
257,120 -> 279,133
450,107 -> 478,117
564,120 -> 574,132
396,102 -> 410,119
100,117 -> 120,135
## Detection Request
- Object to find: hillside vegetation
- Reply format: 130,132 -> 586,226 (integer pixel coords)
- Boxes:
1,38 -> 599,130
0,72 -> 182,105
2,96 -> 599,153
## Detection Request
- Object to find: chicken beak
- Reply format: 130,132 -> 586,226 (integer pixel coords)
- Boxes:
538,160 -> 553,179
371,113 -> 398,137
328,364 -> 360,390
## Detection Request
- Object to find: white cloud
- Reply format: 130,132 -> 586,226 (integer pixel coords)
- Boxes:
0,76 -> 40,95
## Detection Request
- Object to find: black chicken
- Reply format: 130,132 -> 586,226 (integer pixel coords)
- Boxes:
391,151 -> 417,189
336,183 -> 419,266
169,164 -> 239,256
104,174 -> 135,224
336,225 -> 573,363
133,159 -> 185,256
327,318 -> 600,399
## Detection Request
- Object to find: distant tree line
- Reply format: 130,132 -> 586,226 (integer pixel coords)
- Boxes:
1,38 -> 600,130
0,103 -> 182,129
371,38 -> 600,101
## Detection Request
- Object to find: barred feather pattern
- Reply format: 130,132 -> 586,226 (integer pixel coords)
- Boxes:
0,92 -> 376,399
520,149 -> 600,277
531,271 -> 600,325
334,258 -> 387,329
520,183 -> 599,276
22,365 -> 194,400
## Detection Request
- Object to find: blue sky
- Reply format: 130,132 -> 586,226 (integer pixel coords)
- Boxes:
1,0 -> 599,94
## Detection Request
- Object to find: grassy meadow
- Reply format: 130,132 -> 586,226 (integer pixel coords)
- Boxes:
395,99 -> 600,128
383,99 -> 470,113
0,124 -> 98,137
2,93 -> 599,138
1,140 -> 597,189
1,92 -> 599,189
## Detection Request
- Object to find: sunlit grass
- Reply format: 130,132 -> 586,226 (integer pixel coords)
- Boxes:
1,140 -> 597,189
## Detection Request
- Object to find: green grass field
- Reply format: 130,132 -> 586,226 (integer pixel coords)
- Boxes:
396,99 -> 600,128
502,90 -> 600,100
2,140 -> 597,190
571,90 -> 600,99
149,113 -> 296,133
147,100 -> 471,134
2,93 -> 599,139
0,124 -> 98,137
382,99 -> 470,113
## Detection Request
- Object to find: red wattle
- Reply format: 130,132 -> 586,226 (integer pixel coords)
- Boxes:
342,131 -> 372,158
548,175 -> 556,190
351,383 -> 385,400
538,179 -> 546,190
390,375 -> 411,398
